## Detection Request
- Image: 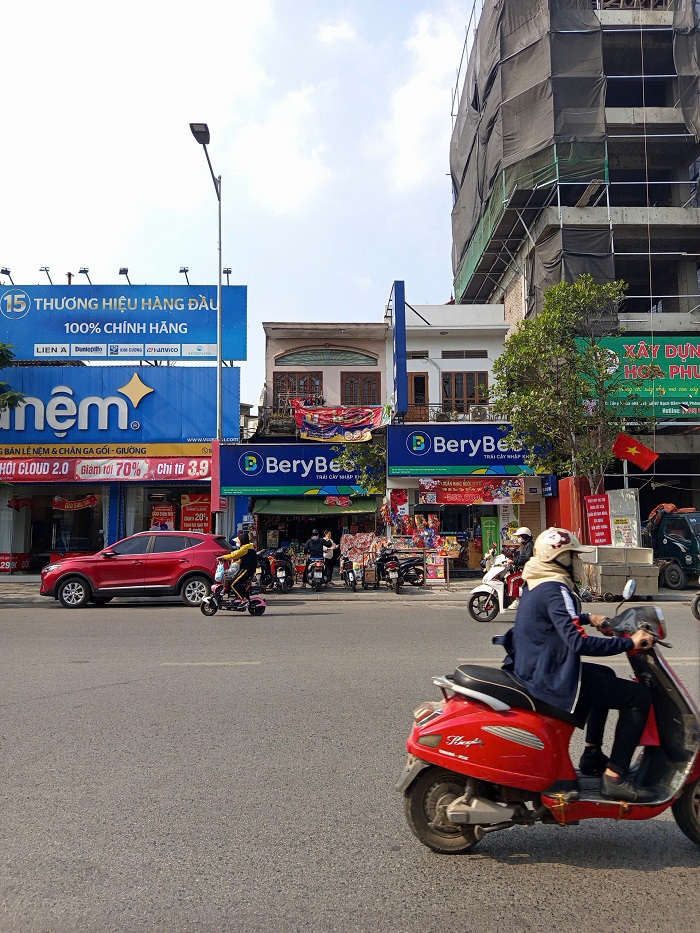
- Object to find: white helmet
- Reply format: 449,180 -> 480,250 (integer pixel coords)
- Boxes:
514,526 -> 532,539
534,527 -> 594,563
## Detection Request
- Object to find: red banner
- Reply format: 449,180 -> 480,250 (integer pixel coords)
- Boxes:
6,496 -> 32,510
418,477 -> 524,506
293,404 -> 388,442
181,494 -> 211,533
585,494 -> 612,546
150,505 -> 176,530
0,553 -> 30,572
52,495 -> 98,511
0,456 -> 211,483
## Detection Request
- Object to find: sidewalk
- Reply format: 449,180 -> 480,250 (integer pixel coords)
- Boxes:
0,573 -> 693,607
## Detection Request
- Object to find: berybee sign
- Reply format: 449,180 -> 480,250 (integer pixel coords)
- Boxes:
220,443 -> 364,495
0,285 -> 246,361
387,424 -> 530,476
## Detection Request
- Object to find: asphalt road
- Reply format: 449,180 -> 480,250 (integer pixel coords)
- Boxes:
1,594 -> 699,933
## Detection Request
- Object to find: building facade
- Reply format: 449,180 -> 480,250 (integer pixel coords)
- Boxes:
450,0 -> 700,514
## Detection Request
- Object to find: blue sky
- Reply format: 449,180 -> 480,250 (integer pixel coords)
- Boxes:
1,1 -> 470,404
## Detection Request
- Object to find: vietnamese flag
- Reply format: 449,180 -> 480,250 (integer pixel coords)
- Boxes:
612,433 -> 658,470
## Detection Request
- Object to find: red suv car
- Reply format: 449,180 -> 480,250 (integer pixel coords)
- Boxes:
40,531 -> 231,608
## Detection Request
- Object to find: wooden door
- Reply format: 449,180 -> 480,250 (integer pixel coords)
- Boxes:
407,372 -> 429,421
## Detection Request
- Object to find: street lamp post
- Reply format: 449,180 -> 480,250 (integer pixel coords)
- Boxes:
189,122 -> 223,444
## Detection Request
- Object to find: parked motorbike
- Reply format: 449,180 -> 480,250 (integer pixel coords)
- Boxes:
398,580 -> 700,854
306,556 -> 327,593
467,555 -> 519,621
200,562 -> 266,617
256,550 -> 275,591
340,553 -> 358,591
400,554 -> 426,588
270,547 -> 295,593
375,546 -> 402,593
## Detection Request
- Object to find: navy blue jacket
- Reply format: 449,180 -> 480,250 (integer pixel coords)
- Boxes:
503,581 -> 632,712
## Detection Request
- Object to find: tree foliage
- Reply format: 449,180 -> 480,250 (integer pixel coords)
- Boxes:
331,439 -> 387,494
0,343 -> 23,413
489,275 -> 652,494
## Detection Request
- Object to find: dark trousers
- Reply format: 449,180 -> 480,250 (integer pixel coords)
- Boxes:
574,662 -> 652,776
324,558 -> 334,581
229,568 -> 254,601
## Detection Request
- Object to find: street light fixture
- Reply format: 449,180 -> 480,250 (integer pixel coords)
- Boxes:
119,267 -> 131,285
223,267 -> 231,286
179,266 -> 190,285
189,121 -> 223,443
40,266 -> 53,284
1,267 -> 14,285
79,267 -> 91,284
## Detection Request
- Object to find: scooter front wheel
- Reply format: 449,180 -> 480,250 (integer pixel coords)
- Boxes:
404,766 -> 478,855
468,591 -> 500,622
672,776 -> 700,846
200,597 -> 218,617
691,593 -> 700,623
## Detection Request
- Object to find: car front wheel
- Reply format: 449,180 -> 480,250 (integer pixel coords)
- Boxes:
58,577 -> 92,609
180,575 -> 211,607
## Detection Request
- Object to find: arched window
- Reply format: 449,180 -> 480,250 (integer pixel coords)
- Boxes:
275,349 -> 378,367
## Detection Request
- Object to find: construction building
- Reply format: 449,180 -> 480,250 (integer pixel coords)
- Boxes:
450,0 -> 700,512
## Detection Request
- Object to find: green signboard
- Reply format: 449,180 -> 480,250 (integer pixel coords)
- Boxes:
598,335 -> 700,418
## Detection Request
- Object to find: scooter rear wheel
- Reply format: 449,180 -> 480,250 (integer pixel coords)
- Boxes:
468,591 -> 500,622
248,603 -> 266,616
404,766 -> 478,854
672,776 -> 700,846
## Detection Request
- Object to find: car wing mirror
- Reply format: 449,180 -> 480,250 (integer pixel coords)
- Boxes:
102,550 -> 117,558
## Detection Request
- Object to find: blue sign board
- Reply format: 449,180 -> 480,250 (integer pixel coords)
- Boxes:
0,285 -> 246,361
387,424 -> 531,476
391,280 -> 408,416
220,443 -> 364,495
0,366 -> 240,446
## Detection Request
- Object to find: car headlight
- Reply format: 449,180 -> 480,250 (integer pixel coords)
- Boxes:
42,564 -> 62,574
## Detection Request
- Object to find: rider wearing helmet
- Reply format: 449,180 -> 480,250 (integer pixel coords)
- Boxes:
302,529 -> 325,587
506,526 -> 534,610
499,527 -> 655,803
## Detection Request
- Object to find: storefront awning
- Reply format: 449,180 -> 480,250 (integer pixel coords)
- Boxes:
253,496 -> 378,516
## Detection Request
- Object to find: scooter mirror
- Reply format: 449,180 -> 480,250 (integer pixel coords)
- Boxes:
615,578 -> 637,615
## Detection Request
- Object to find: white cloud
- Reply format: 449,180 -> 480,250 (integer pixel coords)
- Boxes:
229,87 -> 332,215
373,5 -> 464,193
317,20 -> 357,44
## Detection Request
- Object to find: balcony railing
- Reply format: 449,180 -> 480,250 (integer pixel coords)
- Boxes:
595,1 -> 673,9
393,403 -> 501,424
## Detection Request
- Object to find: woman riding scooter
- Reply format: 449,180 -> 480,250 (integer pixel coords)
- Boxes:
505,526 -> 533,610
219,531 -> 258,606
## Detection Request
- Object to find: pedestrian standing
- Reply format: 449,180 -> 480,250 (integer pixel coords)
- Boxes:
323,530 -> 338,584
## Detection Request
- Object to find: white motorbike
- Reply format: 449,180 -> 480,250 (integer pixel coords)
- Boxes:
467,554 -> 519,622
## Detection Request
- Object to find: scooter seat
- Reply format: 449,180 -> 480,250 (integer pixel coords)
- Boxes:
451,665 -> 579,726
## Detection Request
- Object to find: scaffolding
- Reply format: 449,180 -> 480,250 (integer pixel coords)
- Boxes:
451,0 -> 700,319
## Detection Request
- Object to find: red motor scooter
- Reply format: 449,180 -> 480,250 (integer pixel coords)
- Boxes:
398,581 -> 700,854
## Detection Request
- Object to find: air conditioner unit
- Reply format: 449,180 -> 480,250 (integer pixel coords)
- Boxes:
469,405 -> 490,422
